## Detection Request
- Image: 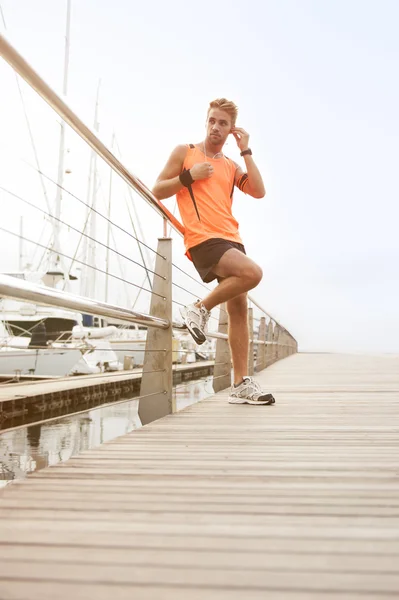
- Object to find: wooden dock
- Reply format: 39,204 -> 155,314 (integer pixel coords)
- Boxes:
0,352 -> 398,599
0,361 -> 215,431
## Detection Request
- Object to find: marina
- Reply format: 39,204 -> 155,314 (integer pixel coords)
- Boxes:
1,4 -> 398,598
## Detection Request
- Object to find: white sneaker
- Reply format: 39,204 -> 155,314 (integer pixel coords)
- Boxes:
180,302 -> 210,345
228,376 -> 275,405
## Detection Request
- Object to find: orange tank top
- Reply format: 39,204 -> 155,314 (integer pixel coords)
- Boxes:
176,144 -> 242,255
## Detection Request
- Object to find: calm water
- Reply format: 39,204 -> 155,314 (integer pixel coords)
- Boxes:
0,376 -> 216,487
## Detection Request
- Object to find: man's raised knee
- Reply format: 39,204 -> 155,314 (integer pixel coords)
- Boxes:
245,264 -> 263,288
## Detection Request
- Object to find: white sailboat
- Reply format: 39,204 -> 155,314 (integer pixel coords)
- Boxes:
0,273 -> 83,378
0,2 -> 209,377
0,1 -> 123,377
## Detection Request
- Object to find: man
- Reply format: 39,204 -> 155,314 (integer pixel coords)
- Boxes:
152,98 -> 275,405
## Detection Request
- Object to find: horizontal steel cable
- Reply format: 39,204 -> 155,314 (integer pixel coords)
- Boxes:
21,160 -> 165,259
0,226 -> 165,299
0,186 -> 164,280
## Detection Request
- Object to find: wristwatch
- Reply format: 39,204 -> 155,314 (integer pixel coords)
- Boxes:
240,148 -> 252,156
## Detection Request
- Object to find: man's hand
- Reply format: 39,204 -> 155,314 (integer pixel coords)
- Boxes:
231,127 -> 250,152
190,162 -> 214,181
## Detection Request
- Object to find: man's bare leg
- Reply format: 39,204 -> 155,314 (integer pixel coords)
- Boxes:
226,293 -> 249,385
183,249 -> 275,404
194,249 -> 259,384
224,291 -> 275,404
196,249 -> 263,311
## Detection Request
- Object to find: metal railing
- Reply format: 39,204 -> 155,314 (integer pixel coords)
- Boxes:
0,33 -> 183,236
0,273 -> 168,330
0,32 -> 297,337
0,32 -> 298,427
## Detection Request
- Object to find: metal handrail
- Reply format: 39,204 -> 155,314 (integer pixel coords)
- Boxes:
0,275 -> 275,344
0,33 -> 183,236
0,275 -> 276,345
248,296 -> 289,335
0,33 -> 288,332
0,274 -> 169,330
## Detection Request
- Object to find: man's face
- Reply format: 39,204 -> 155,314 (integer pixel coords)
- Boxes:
206,108 -> 232,146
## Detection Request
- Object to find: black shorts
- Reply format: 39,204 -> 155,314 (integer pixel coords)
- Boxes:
189,238 -> 246,283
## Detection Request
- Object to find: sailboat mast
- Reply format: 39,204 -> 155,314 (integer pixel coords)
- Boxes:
85,79 -> 101,300
18,217 -> 24,271
52,0 -> 71,271
105,132 -> 115,305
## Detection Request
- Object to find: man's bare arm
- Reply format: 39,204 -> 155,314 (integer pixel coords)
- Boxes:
234,159 -> 266,199
231,127 -> 266,199
152,145 -> 187,200
152,145 -> 215,200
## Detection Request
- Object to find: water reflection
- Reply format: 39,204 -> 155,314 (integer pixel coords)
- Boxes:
0,377 -> 214,487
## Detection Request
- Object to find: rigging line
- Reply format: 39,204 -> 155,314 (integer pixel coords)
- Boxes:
124,187 -> 152,265
113,138 -> 154,293
0,5 -> 52,215
0,186 -> 164,281
97,180 -> 133,308
125,195 -> 153,291
114,137 -> 153,267
36,232 -> 53,273
79,148 -> 95,289
105,137 -> 114,303
62,193 -> 93,288
1,20 -> 53,222
20,159 -> 165,260
30,220 -> 48,266
0,226 -> 165,299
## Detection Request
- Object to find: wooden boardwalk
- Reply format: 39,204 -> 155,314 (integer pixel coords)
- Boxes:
0,352 -> 398,599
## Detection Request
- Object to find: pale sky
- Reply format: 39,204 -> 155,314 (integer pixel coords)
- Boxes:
1,0 -> 398,353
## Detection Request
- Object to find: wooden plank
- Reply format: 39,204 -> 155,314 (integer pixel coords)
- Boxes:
1,561 -> 399,593
0,580 -> 377,600
0,352 -> 399,598
1,529 -> 398,556
1,544 -> 398,573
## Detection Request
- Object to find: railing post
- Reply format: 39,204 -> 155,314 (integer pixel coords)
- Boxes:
287,333 -> 295,356
265,319 -> 274,367
285,331 -> 291,358
139,238 -> 173,426
280,329 -> 287,359
213,303 -> 231,393
273,323 -> 281,362
287,332 -> 292,357
247,307 -> 254,376
255,316 -> 266,372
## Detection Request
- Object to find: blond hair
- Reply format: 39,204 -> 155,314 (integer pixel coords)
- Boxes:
207,98 -> 238,127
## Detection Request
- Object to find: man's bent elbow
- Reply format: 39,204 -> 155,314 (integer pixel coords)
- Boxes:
152,184 -> 164,200
250,189 -> 266,199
